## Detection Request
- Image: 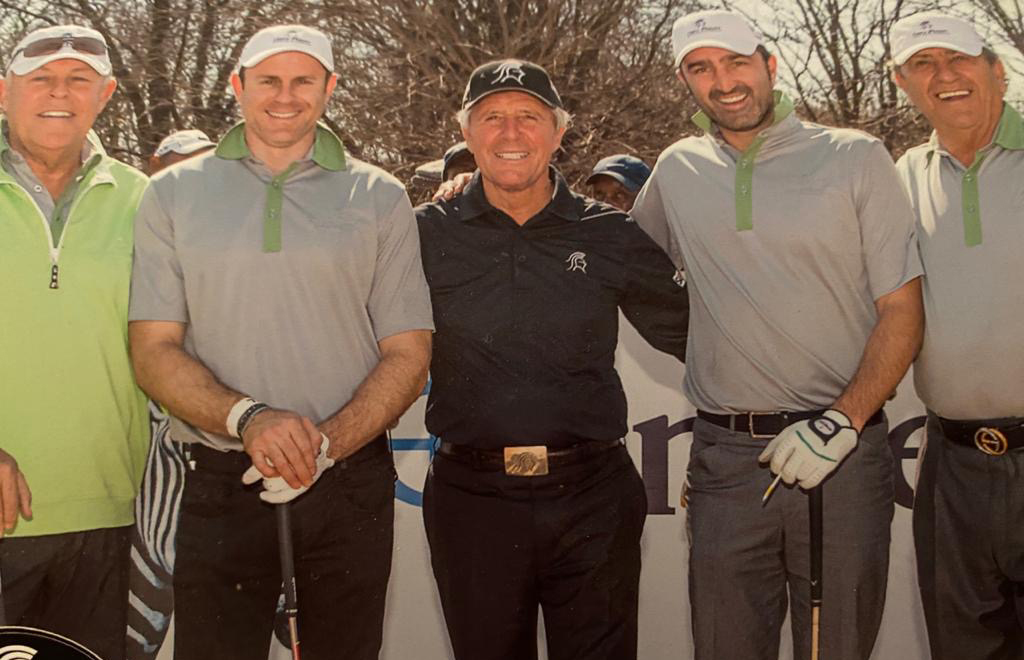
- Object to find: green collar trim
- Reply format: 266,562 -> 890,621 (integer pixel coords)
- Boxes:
692,90 -> 794,134
215,121 -> 347,171
928,104 -> 1024,248
991,103 -> 1024,150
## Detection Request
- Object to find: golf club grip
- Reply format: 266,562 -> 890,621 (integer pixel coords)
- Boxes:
277,502 -> 299,615
809,486 -> 823,605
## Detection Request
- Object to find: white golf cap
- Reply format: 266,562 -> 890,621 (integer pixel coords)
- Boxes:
155,130 -> 216,158
890,13 -> 985,66
237,25 -> 333,71
672,10 -> 764,69
7,25 -> 111,76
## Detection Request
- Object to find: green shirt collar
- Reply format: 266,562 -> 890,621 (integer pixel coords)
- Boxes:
216,121 -> 347,171
928,102 -> 1024,158
691,90 -> 794,134
0,119 -> 112,188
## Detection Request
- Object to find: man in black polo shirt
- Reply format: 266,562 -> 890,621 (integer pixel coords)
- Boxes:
416,59 -> 689,660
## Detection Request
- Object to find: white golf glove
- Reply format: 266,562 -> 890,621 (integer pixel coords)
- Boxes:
242,433 -> 335,504
758,410 -> 858,489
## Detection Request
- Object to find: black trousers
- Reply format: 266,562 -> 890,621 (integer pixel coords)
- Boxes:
0,525 -> 131,660
422,443 -> 647,660
173,439 -> 396,660
914,413 -> 1024,660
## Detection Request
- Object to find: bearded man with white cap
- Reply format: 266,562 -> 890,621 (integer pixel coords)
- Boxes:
128,24 -> 433,659
890,13 -> 1024,660
630,9 -> 925,660
0,24 -> 150,659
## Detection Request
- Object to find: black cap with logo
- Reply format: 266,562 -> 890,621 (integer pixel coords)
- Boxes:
462,59 -> 563,110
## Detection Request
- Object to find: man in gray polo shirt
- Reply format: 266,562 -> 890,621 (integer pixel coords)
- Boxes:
891,13 -> 1024,660
631,10 -> 924,660
128,25 -> 433,660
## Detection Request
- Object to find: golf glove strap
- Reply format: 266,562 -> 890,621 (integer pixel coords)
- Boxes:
758,409 -> 858,489
242,433 -> 335,503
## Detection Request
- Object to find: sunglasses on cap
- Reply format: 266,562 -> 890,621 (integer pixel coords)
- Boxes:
14,34 -> 107,59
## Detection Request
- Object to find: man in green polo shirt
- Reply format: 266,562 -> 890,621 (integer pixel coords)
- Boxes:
630,9 -> 924,660
891,13 -> 1024,660
128,24 -> 433,660
0,24 -> 150,660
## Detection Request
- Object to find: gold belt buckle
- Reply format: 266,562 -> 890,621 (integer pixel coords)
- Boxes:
974,427 -> 1008,456
503,446 -> 549,476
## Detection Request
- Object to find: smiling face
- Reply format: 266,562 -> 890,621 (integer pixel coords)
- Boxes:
230,51 -> 337,157
461,91 -> 565,198
0,58 -> 115,157
894,47 -> 1005,138
679,46 -> 777,147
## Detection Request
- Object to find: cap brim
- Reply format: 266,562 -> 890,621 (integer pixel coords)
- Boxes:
893,41 -> 983,65
587,170 -> 643,192
414,159 -> 444,182
8,52 -> 111,76
674,38 -> 760,68
174,142 -> 215,156
464,87 -> 558,110
239,46 -> 333,72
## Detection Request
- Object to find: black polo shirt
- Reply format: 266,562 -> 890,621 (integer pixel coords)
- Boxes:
416,168 -> 688,449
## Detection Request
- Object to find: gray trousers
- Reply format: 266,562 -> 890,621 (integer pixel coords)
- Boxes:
686,417 -> 894,660
914,413 -> 1024,660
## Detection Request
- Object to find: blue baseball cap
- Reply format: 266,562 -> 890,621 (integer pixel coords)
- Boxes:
585,155 -> 652,193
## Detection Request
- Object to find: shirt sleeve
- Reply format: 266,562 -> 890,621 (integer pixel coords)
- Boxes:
129,182 -> 189,323
855,141 -> 924,301
629,164 -> 684,269
367,188 -> 435,341
619,221 -> 689,362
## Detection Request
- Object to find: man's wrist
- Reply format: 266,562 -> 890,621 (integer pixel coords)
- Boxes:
227,397 -> 269,438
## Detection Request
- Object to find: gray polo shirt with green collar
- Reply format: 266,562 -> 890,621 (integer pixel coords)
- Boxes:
631,93 -> 922,414
896,103 -> 1024,419
129,122 -> 434,451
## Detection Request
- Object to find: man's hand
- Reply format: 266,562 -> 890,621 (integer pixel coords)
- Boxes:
432,172 -> 473,201
241,409 -> 321,489
758,410 -> 858,489
0,449 -> 32,535
242,433 -> 335,504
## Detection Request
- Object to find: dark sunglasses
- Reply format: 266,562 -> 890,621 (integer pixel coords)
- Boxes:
15,35 -> 107,59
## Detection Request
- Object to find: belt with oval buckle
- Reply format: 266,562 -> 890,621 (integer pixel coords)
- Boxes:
503,446 -> 549,476
974,427 -> 1009,456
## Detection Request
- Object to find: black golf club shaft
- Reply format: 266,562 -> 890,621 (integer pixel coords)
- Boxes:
277,502 -> 300,660
810,486 -> 823,660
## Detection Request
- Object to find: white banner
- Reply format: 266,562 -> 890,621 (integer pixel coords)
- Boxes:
377,316 -> 931,660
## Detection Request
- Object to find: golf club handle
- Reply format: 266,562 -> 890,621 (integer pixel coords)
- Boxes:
276,502 -> 299,615
811,606 -> 820,660
809,486 -> 823,604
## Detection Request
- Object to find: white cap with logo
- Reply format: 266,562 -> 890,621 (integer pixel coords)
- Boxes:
890,13 -> 985,66
7,25 -> 111,76
155,130 -> 216,158
672,10 -> 764,68
237,25 -> 334,71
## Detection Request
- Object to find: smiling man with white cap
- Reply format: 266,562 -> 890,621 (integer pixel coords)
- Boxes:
890,13 -> 1024,660
630,9 -> 924,660
0,23 -> 150,660
128,23 -> 433,660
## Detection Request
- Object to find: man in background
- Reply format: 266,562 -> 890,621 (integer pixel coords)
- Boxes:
585,153 -> 651,211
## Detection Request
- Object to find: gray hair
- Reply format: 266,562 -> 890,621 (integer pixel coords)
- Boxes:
457,103 -> 573,131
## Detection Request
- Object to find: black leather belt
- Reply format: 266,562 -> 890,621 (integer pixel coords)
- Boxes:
437,438 -> 622,472
936,415 -> 1024,456
187,434 -> 389,472
697,409 -> 885,439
